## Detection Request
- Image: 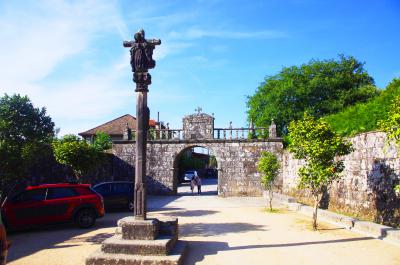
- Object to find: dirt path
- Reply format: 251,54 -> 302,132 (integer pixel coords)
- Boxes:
7,179 -> 400,265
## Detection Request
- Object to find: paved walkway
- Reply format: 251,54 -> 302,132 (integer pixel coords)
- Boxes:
7,179 -> 400,265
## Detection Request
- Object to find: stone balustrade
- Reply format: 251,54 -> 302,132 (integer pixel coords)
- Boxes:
127,127 -> 271,141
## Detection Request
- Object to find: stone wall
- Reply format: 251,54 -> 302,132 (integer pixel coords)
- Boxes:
5,152 -> 116,199
112,139 -> 283,196
281,131 -> 400,226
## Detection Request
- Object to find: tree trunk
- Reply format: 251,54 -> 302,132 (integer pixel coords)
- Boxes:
312,194 -> 321,230
269,188 -> 273,211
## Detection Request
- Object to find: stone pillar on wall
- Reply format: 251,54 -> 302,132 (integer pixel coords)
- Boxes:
268,119 -> 277,139
123,123 -> 132,140
182,112 -> 214,140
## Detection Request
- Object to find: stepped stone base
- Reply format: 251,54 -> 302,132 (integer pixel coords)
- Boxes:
101,235 -> 176,256
86,217 -> 186,265
86,240 -> 187,265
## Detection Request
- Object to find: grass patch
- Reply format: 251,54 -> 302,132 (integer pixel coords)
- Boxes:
294,218 -> 339,233
262,208 -> 287,214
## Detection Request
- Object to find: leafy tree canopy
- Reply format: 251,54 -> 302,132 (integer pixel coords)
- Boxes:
258,151 -> 279,190
288,113 -> 353,229
93,131 -> 112,151
379,94 -> 400,145
324,78 -> 400,136
0,94 -> 54,188
52,135 -> 99,180
247,55 -> 377,136
0,94 -> 54,144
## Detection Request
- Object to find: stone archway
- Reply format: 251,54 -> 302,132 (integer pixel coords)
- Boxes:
111,111 -> 283,196
113,139 -> 283,196
172,144 -> 221,195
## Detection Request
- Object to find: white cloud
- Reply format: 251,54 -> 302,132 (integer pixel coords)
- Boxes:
0,1 -> 284,136
153,41 -> 193,60
0,0 -> 135,135
45,59 -> 130,118
0,1 -> 117,85
190,56 -> 208,63
168,28 -> 288,40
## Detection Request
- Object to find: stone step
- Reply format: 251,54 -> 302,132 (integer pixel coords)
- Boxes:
86,240 -> 187,265
101,234 -> 177,256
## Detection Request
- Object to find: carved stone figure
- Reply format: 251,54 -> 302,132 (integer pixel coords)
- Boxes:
123,29 -> 161,91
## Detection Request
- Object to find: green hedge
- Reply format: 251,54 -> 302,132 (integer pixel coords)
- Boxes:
323,78 -> 400,136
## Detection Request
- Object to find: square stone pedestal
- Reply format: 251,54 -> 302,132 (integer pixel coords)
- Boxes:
86,217 -> 187,265
119,218 -> 160,240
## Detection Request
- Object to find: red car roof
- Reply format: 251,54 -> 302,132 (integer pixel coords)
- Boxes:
26,183 -> 91,190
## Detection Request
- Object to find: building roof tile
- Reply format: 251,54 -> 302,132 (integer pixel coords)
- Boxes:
78,114 -> 156,137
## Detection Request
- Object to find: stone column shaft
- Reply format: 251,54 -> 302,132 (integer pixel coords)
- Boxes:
134,91 -> 148,220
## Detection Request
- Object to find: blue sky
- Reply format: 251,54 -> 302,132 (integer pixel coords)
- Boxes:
1,0 -> 399,135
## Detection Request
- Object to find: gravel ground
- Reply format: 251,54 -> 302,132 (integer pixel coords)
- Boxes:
7,179 -> 400,265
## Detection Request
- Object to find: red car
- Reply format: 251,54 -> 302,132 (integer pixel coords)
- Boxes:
1,183 -> 105,230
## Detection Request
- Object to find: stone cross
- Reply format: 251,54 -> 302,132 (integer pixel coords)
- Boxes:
123,29 -> 160,220
123,29 -> 161,92
195,107 -> 202,114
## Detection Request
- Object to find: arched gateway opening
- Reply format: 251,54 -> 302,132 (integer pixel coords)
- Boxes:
173,146 -> 218,195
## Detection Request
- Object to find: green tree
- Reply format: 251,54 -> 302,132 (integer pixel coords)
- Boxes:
378,93 -> 400,202
325,78 -> 400,136
92,131 -> 112,151
0,94 -> 54,195
257,151 -> 280,211
288,113 -> 353,230
379,95 -> 400,146
52,135 -> 99,181
247,55 -> 377,135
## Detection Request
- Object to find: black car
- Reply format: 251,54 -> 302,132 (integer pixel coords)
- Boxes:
92,182 -> 134,211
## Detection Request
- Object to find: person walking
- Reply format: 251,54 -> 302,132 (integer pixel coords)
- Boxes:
190,176 -> 196,195
194,172 -> 202,195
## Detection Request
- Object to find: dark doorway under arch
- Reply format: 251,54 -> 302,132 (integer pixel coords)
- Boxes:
173,146 -> 218,196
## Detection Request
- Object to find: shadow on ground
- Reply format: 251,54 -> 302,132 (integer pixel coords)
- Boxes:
147,195 -> 181,209
154,209 -> 219,217
177,179 -> 218,197
180,222 -> 267,237
183,237 -> 375,264
7,194 -> 189,263
179,191 -> 218,196
7,211 -> 128,262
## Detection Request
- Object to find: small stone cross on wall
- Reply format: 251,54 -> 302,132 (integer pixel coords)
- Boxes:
195,107 -> 202,114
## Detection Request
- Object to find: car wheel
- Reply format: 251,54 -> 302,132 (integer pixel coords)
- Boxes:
128,200 -> 134,212
75,208 -> 96,228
